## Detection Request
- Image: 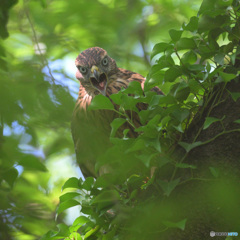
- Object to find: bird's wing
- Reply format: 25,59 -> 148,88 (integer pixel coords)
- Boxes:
71,86 -> 116,178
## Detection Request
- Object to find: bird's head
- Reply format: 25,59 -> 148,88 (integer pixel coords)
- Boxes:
75,47 -> 118,96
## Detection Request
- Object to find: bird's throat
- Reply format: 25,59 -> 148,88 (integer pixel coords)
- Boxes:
90,73 -> 108,95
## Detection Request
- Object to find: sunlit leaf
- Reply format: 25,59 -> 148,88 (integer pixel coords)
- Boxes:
59,192 -> 80,202
68,232 -> 82,240
84,225 -> 100,239
62,177 -> 80,190
72,216 -> 90,227
57,199 -> 80,215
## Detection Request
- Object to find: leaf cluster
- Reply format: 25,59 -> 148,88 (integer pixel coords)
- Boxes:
50,0 -> 240,239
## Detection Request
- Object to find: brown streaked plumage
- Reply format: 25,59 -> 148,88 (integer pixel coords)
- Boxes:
72,47 -> 163,178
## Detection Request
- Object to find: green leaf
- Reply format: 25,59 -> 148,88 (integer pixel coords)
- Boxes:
84,225 -> 100,239
123,81 -> 143,95
110,91 -> 122,105
206,61 -> 211,73
94,174 -> 117,188
176,38 -> 196,51
158,178 -> 180,197
40,230 -> 58,240
162,218 -> 187,230
169,82 -> 190,102
172,108 -> 189,123
203,117 -> 223,130
198,15 -> 230,33
82,177 -> 94,190
88,94 -> 114,110
228,91 -> 240,102
217,72 -> 236,83
156,55 -> 175,69
126,138 -> 145,153
57,199 -> 80,215
137,153 -> 158,167
92,190 -> 120,203
164,66 -> 182,82
234,119 -> 240,124
178,141 -> 203,152
62,177 -> 80,190
176,163 -> 197,169
147,137 -> 161,152
214,52 -> 225,65
72,216 -> 90,227
209,167 -> 219,178
18,155 -> 47,172
102,228 -> 117,240
181,50 -> 197,65
198,0 -> 215,15
3,167 -> 18,188
123,129 -> 130,138
187,64 -> 205,72
110,118 -> 126,137
56,223 -> 70,237
40,0 -> 47,8
173,124 -> 184,133
68,232 -> 82,240
169,29 -> 182,42
151,42 -> 172,59
111,93 -> 140,112
184,16 -> 198,32
59,192 -> 80,202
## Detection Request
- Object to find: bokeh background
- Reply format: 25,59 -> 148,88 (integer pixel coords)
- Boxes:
0,0 -> 201,239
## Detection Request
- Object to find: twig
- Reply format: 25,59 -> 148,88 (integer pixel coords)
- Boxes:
24,1 -> 56,84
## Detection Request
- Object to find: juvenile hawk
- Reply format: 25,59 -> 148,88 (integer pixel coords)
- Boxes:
72,47 -> 162,178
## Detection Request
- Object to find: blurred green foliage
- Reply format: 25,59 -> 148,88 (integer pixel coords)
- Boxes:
3,0 -> 240,239
46,0 -> 240,239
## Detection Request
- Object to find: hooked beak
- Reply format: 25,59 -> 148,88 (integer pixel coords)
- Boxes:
89,66 -> 108,96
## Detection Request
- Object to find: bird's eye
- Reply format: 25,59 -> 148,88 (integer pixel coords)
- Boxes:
102,57 -> 108,66
78,66 -> 87,74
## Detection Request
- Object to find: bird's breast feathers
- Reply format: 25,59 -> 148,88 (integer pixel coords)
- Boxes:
76,67 -> 145,111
